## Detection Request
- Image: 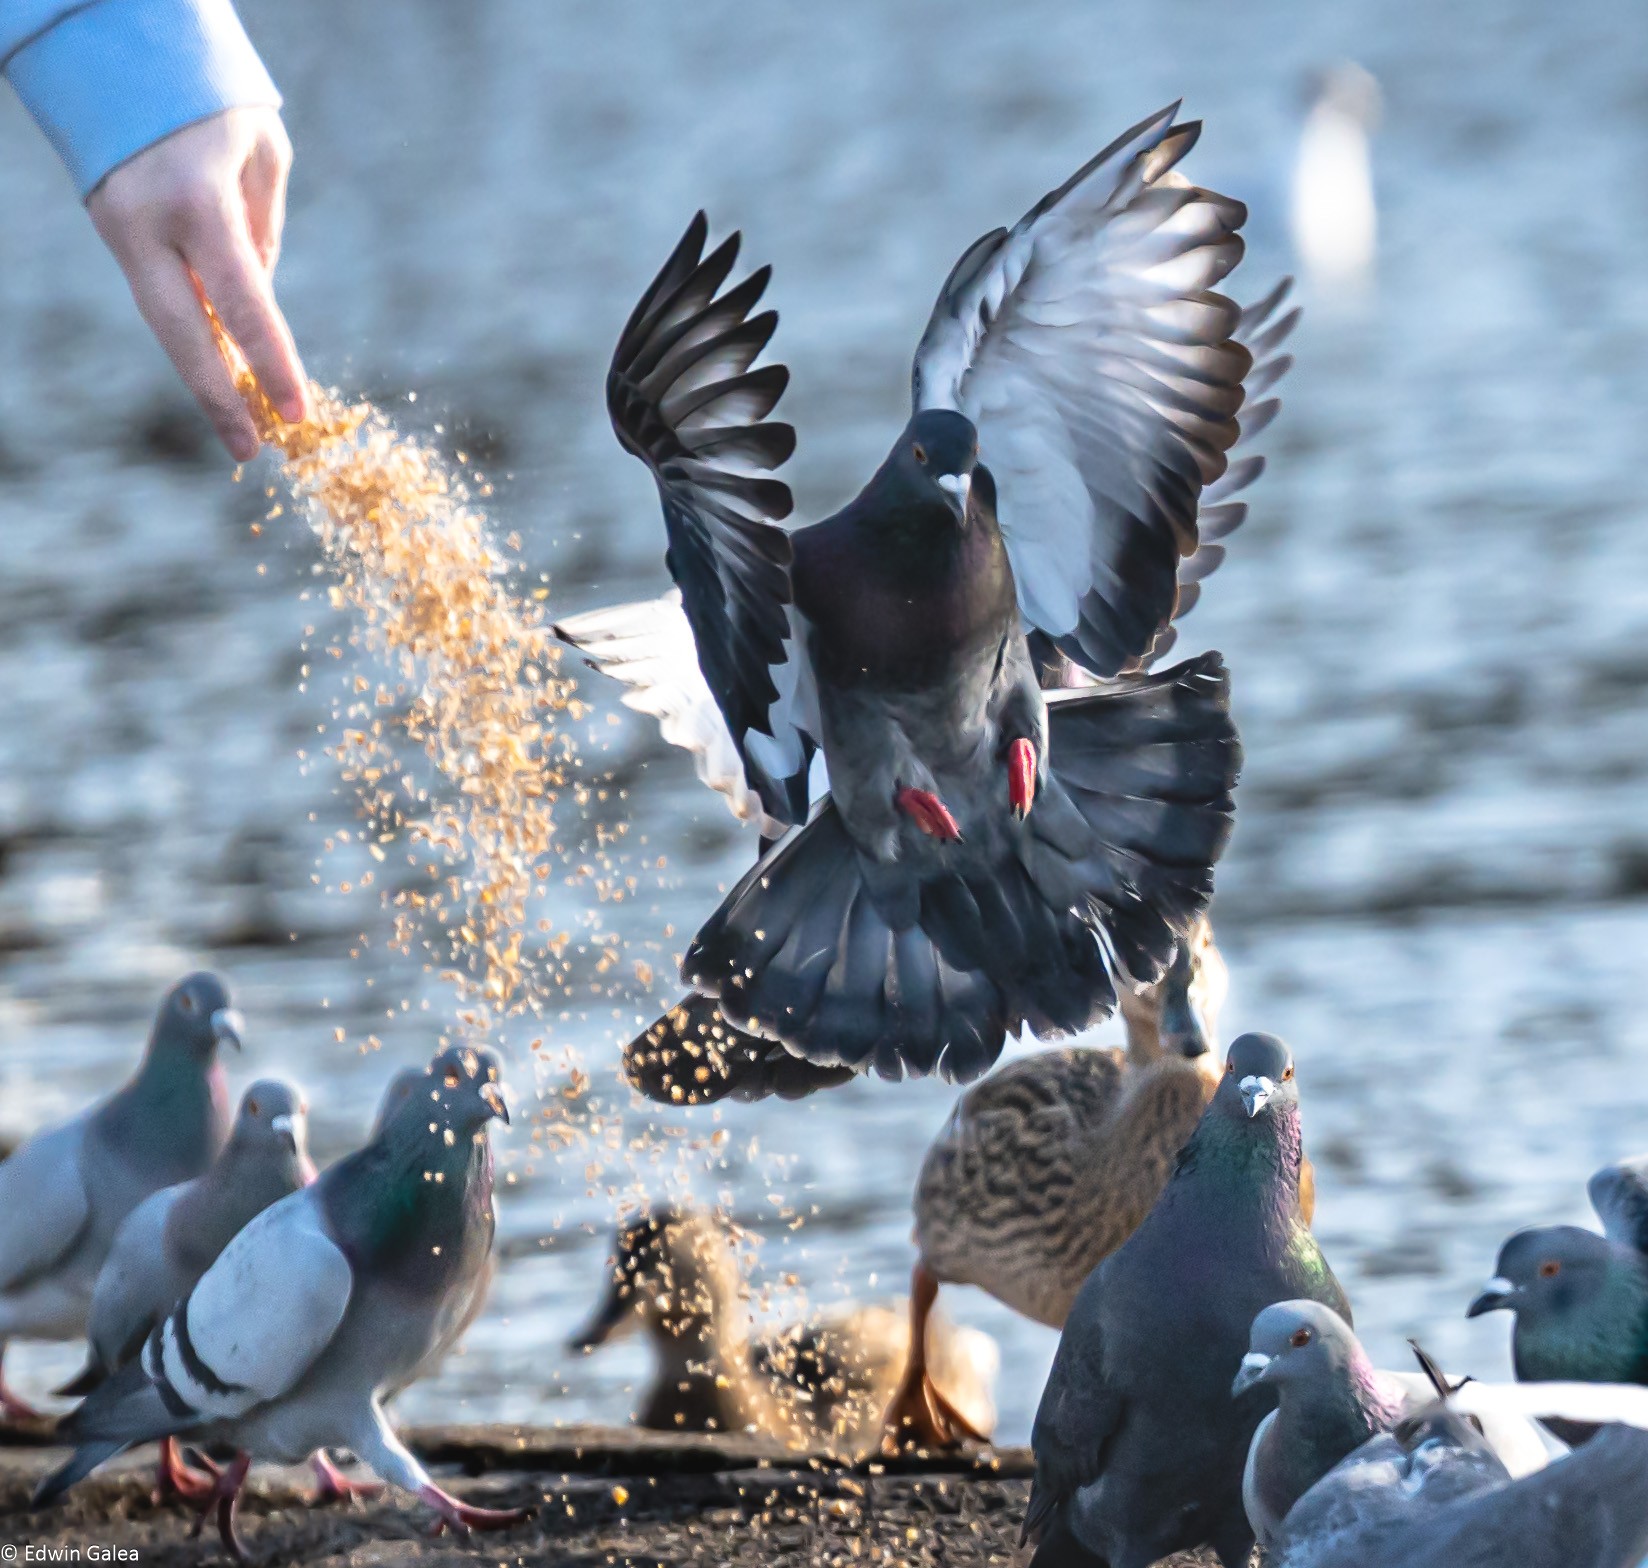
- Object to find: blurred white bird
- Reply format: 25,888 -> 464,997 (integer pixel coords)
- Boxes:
1290,62 -> 1381,301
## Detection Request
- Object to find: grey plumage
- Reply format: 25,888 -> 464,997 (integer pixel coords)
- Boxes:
1271,1404 -> 1648,1568
1025,1032 -> 1345,1568
1589,1153 -> 1648,1257
0,973 -> 241,1419
1234,1302 -> 1554,1548
60,1079 -> 312,1398
36,1046 -> 522,1550
563,105 -> 1277,1085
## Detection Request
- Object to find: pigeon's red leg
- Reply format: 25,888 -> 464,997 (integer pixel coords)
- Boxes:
418,1481 -> 531,1535
309,1448 -> 383,1504
895,788 -> 963,842
153,1436 -> 218,1503
186,1450 -> 251,1562
1007,738 -> 1037,821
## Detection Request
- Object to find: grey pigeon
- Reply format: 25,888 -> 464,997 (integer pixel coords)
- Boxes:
1467,1225 -> 1648,1388
559,105 -> 1276,1087
1588,1153 -> 1648,1257
1234,1301 -> 1554,1548
1270,1397 -> 1648,1568
1024,1031 -> 1346,1568
0,972 -> 241,1424
35,1046 -> 522,1558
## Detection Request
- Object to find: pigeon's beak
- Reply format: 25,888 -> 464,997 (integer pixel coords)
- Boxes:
1466,1276 -> 1519,1318
480,1080 -> 510,1126
568,1282 -> 635,1352
210,1007 -> 244,1051
1231,1351 -> 1274,1398
935,472 -> 971,524
270,1113 -> 297,1152
1239,1074 -> 1276,1118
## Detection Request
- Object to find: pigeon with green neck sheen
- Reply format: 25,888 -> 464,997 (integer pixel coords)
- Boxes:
1234,1301 -> 1554,1548
1025,1032 -> 1345,1568
0,972 -> 241,1424
35,1046 -> 522,1559
1467,1225 -> 1648,1414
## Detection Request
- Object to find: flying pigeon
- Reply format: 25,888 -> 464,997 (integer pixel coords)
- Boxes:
1269,1383 -> 1648,1568
1023,1031 -> 1344,1568
0,972 -> 241,1424
1466,1224 -> 1648,1442
35,1046 -> 522,1559
1234,1301 -> 1554,1548
558,105 -> 1287,1088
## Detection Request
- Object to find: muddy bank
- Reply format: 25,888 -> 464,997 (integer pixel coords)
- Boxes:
0,1425 -> 1222,1566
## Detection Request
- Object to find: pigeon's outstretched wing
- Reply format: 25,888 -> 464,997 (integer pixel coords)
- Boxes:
913,103 -> 1255,679
1589,1156 -> 1648,1256
557,591 -> 816,839
0,1120 -> 91,1293
599,212 -> 814,827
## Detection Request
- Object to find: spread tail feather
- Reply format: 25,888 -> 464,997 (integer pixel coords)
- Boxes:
623,994 -> 856,1105
683,654 -> 1238,1083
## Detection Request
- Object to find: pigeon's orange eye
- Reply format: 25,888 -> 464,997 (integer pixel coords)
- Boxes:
1290,1328 -> 1311,1348
1540,1260 -> 1562,1279
912,443 -> 928,465
179,992 -> 197,1015
1282,1065 -> 1295,1081
1225,1060 -> 1235,1075
246,1099 -> 260,1116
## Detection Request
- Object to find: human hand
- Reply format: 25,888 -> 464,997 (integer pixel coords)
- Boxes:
87,106 -> 306,461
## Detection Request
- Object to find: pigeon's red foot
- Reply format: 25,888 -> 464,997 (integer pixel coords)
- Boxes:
1007,738 -> 1037,820
895,787 -> 962,842
309,1449 -> 383,1505
418,1481 -> 531,1536
185,1450 -> 252,1562
152,1436 -> 218,1504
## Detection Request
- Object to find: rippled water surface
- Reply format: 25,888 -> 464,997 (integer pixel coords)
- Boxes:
2,0 -> 1647,1443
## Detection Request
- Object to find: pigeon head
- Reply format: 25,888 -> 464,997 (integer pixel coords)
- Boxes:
231,1078 -> 310,1161
1214,1031 -> 1298,1121
1232,1299 -> 1364,1399
1469,1225 -> 1616,1320
153,971 -> 243,1060
569,1206 -> 743,1352
422,1045 -> 511,1138
885,409 -> 980,527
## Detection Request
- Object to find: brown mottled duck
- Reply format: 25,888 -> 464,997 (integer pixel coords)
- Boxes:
882,919 -> 1316,1450
572,1206 -> 997,1456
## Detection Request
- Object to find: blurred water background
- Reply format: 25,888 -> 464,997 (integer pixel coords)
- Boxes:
2,0 -> 1647,1443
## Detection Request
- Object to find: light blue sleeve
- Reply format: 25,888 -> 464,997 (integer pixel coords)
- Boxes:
2,0 -> 280,197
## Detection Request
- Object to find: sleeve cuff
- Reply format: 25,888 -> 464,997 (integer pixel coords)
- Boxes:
5,0 -> 280,196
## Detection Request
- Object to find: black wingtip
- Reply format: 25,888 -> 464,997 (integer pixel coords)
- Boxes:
1407,1338 -> 1454,1400
52,1361 -> 105,1399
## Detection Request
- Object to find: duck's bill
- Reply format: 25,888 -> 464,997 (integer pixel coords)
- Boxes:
567,1283 -> 636,1352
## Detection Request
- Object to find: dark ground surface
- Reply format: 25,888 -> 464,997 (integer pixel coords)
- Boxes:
0,1425 -> 1222,1567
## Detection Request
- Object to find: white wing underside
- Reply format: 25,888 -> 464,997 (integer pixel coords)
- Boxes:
152,1188 -> 352,1421
558,590 -> 822,835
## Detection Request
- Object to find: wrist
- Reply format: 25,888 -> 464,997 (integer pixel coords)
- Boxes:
5,0 -> 280,197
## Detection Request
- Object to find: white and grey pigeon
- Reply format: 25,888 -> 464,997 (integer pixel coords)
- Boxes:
1233,1301 -> 1556,1549
1269,1381 -> 1648,1568
35,1045 -> 523,1560
0,972 -> 241,1424
57,1079 -> 315,1501
558,105 -> 1293,1090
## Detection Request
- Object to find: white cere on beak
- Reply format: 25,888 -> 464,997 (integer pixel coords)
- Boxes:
1239,1074 -> 1277,1118
1484,1276 -> 1515,1297
1240,1352 -> 1271,1375
270,1114 -> 294,1136
936,472 -> 972,513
